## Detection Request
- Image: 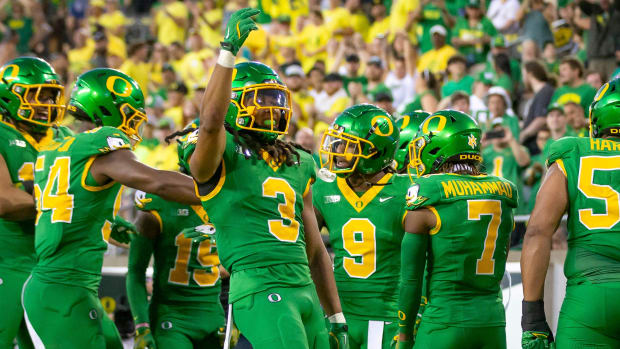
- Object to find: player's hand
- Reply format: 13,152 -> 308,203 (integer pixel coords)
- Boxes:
134,327 -> 156,349
522,300 -> 554,349
217,324 -> 240,347
328,322 -> 349,349
111,215 -> 137,244
182,224 -> 216,243
221,8 -> 260,55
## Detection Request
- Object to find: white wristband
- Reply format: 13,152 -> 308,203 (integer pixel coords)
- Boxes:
217,50 -> 236,68
328,312 -> 346,324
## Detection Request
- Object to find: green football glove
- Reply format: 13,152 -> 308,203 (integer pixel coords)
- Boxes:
134,327 -> 156,349
110,215 -> 137,244
522,300 -> 554,349
395,339 -> 413,349
328,322 -> 349,349
221,8 -> 260,55
182,224 -> 216,243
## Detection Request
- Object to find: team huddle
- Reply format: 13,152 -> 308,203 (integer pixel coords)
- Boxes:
0,7 -> 618,349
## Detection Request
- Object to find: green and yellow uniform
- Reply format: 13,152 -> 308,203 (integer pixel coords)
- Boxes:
23,127 -> 130,349
547,136 -> 620,347
549,84 -> 597,115
404,173 -> 517,348
129,192 -> 224,348
313,173 -> 409,348
0,122 -> 71,348
183,130 -> 328,349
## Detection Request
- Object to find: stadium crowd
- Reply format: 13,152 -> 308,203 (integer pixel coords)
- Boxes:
1,0 -> 619,235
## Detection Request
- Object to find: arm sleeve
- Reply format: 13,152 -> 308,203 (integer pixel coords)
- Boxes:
126,233 -> 155,325
398,232 -> 428,336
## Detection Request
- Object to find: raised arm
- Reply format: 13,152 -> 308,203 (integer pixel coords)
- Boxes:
0,154 -> 35,220
520,163 -> 567,345
91,149 -> 199,205
190,8 -> 259,183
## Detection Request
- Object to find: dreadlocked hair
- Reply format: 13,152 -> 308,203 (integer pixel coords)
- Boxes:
224,123 -> 307,167
438,160 -> 482,176
165,126 -> 197,144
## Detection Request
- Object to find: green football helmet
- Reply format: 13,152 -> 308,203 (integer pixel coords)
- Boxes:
409,110 -> 481,177
0,57 -> 66,129
589,77 -> 620,138
176,118 -> 200,174
395,110 -> 430,172
319,104 -> 399,177
226,61 -> 292,142
68,68 -> 147,143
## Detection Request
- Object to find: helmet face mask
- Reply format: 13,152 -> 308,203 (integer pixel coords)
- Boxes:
408,135 -> 428,177
232,83 -> 292,135
119,102 -> 147,143
0,58 -> 66,129
395,110 -> 430,172
318,104 -> 398,177
319,125 -> 377,174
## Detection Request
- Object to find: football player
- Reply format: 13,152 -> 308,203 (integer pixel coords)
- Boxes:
521,78 -> 620,348
22,68 -> 199,348
0,57 -> 72,349
313,104 -> 408,348
394,110 -> 430,174
397,110 -> 517,349
183,8 -> 348,349
127,121 -> 226,349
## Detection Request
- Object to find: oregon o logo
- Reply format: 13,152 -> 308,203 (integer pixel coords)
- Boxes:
161,321 -> 173,329
267,293 -> 282,303
400,115 -> 410,130
371,115 -> 394,137
89,309 -> 98,320
105,76 -> 133,97
398,311 -> 406,321
0,64 -> 19,81
422,115 -> 447,134
594,82 -> 610,102
100,296 -> 116,314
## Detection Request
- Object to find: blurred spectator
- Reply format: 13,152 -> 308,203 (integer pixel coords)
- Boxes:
470,75 -> 493,123
407,0 -> 455,53
90,29 -> 109,68
517,0 -> 554,50
441,55 -> 474,98
452,0 -> 497,67
520,60 -> 555,154
2,0 -> 33,54
341,54 -> 367,94
523,127 -> 549,212
120,42 -> 151,97
152,0 -> 189,46
168,41 -> 186,74
313,73 -> 349,133
178,32 -> 213,88
365,56 -> 388,99
68,28 -> 93,76
385,55 -> 416,111
563,101 -> 588,137
295,127 -> 318,156
487,0 -> 520,35
366,3 -> 390,44
416,25 -> 458,74
163,81 -> 188,127
299,10 -> 329,72
486,86 -> 519,138
486,52 -> 515,95
308,65 -> 326,98
450,91 -> 471,113
482,120 -> 530,214
585,70 -> 606,90
402,70 -> 439,114
486,36 -> 522,85
373,91 -> 395,116
190,0 -> 223,48
573,0 -> 620,79
542,41 -> 559,74
284,64 -> 316,129
549,57 -> 596,113
521,38 -> 541,63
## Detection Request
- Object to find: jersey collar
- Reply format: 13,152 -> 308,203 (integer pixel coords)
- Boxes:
336,173 -> 392,213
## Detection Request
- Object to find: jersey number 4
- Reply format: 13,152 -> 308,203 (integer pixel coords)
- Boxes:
34,156 -> 74,224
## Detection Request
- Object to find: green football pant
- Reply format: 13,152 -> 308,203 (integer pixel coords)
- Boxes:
413,322 -> 506,349
556,282 -> 620,348
346,317 -> 398,349
0,268 -> 33,349
233,284 -> 329,349
150,301 -> 225,348
22,275 -> 122,349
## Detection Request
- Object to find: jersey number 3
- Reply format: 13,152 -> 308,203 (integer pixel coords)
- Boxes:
262,177 -> 300,242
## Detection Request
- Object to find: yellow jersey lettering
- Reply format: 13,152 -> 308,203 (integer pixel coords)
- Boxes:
590,138 -> 600,150
460,180 -> 473,196
601,140 -> 612,151
442,181 -> 457,198
471,182 -> 483,195
454,181 -> 465,196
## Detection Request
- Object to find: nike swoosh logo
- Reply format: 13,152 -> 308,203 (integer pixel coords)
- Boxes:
379,197 -> 394,203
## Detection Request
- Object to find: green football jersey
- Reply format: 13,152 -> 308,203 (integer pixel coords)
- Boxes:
406,173 -> 517,326
313,173 -> 409,320
183,131 -> 316,302
32,126 -> 130,293
0,120 -> 72,273
134,191 -> 221,304
547,137 -> 620,285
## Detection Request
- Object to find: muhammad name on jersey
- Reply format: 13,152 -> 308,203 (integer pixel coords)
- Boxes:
407,177 -> 514,207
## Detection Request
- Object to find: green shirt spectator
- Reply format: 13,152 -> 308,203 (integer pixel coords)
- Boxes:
5,2 -> 33,55
451,0 -> 497,65
441,55 -> 474,98
410,0 -> 455,53
549,57 -> 597,113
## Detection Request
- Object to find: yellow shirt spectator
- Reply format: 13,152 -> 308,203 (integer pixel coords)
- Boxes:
299,22 -> 329,72
68,43 -> 94,75
390,0 -> 419,43
291,90 -> 315,128
245,27 -> 269,58
196,8 -> 223,46
98,10 -> 128,29
179,49 -> 214,88
417,44 -> 458,74
154,1 -> 189,45
164,105 -> 184,128
366,16 -> 390,43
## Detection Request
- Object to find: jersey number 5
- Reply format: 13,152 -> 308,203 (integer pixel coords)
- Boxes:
577,156 -> 620,229
34,156 -> 74,224
468,200 -> 502,275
